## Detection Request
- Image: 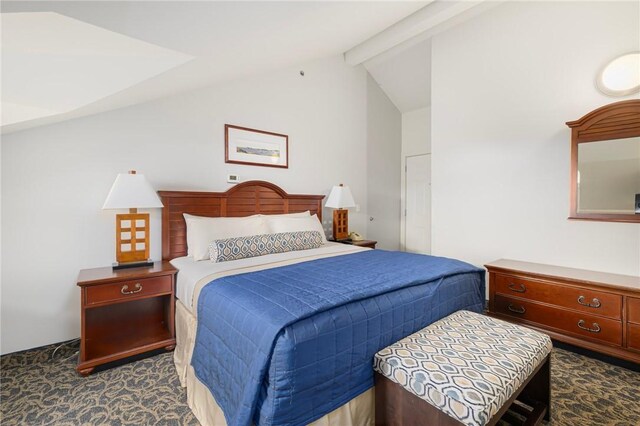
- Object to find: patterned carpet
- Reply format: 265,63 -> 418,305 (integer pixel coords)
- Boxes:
1,341 -> 638,425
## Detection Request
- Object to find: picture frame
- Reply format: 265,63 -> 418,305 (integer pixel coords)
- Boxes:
225,124 -> 289,169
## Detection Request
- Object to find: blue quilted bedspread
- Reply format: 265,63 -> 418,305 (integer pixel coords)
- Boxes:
192,250 -> 485,426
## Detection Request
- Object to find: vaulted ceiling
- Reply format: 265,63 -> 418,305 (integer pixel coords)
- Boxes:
1,1 -> 426,133
2,11 -> 193,128
1,1 -> 496,133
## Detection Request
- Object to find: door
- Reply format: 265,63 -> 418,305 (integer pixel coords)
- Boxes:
405,154 -> 431,254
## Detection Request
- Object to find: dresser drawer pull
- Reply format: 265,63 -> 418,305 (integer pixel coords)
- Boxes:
507,304 -> 526,314
577,296 -> 601,308
507,283 -> 526,293
577,320 -> 601,333
121,283 -> 143,295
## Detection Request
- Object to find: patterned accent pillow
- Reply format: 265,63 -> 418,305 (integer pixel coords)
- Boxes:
209,231 -> 324,263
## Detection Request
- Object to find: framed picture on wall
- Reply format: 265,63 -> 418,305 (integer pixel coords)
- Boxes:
225,124 -> 289,168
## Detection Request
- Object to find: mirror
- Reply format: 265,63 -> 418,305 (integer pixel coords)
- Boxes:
577,137 -> 640,214
567,100 -> 640,223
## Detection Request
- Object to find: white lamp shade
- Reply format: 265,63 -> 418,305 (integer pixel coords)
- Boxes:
102,172 -> 164,210
325,185 -> 356,209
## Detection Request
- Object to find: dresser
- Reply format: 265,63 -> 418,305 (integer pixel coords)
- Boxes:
486,259 -> 640,364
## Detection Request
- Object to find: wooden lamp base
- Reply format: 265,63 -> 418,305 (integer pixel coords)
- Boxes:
332,209 -> 349,241
114,209 -> 152,270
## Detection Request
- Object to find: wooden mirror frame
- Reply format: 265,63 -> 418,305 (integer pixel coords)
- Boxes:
566,99 -> 640,223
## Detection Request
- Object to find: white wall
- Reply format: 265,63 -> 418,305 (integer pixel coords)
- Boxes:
1,55 -> 401,354
402,107 -> 431,157
366,75 -> 402,250
431,1 -> 640,277
400,107 -> 431,250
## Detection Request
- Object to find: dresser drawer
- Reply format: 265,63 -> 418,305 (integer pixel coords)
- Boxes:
85,275 -> 172,306
628,323 -> 640,352
627,297 -> 640,324
494,274 -> 622,320
494,294 -> 622,346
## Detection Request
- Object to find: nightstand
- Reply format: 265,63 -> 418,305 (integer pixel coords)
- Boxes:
331,239 -> 377,249
76,261 -> 177,376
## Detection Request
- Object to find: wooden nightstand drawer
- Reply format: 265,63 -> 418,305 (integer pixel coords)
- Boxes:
85,275 -> 172,306
494,274 -> 622,320
494,294 -> 622,347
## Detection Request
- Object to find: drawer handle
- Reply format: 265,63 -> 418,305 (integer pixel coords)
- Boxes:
121,283 -> 143,295
577,296 -> 601,308
577,320 -> 601,333
507,304 -> 526,314
508,283 -> 526,293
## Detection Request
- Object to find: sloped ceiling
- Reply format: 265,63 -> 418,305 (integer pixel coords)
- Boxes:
365,39 -> 431,113
1,1 -> 428,134
1,12 -> 193,127
356,0 -> 501,113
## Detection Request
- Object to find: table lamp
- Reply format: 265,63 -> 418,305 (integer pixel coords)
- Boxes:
103,170 -> 164,269
325,184 -> 356,241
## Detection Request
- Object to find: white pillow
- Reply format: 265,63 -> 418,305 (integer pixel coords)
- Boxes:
265,214 -> 327,243
183,214 -> 269,261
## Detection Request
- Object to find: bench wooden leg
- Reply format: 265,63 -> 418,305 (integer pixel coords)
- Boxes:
519,354 -> 552,422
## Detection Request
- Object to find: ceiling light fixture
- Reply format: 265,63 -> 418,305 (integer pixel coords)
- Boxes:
596,52 -> 640,97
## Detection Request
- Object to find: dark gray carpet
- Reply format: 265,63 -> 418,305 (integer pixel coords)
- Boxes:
1,342 -> 197,425
1,341 -> 639,425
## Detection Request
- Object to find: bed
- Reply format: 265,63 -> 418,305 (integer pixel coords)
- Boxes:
158,181 -> 485,426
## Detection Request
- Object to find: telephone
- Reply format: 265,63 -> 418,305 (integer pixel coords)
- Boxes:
349,231 -> 364,241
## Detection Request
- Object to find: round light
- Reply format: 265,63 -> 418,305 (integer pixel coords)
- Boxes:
596,52 -> 640,97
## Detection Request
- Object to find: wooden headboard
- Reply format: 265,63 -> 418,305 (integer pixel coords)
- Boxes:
158,181 -> 325,260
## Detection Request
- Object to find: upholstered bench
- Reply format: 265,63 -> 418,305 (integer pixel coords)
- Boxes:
374,310 -> 552,426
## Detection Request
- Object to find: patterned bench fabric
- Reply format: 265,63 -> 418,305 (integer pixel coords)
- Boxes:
374,310 -> 552,426
208,231 -> 323,262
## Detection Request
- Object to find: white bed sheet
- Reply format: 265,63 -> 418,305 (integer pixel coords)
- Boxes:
170,242 -> 367,313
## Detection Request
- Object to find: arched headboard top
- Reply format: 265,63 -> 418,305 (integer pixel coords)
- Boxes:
158,180 -> 325,260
